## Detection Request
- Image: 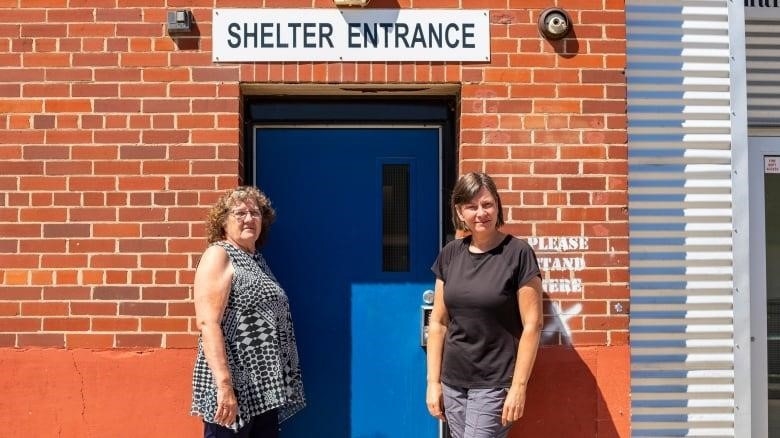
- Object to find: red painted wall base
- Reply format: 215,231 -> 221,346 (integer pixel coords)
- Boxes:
513,345 -> 630,438
0,348 -> 202,437
0,345 -> 629,437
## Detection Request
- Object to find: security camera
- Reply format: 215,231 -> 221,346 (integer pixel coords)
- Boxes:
538,8 -> 572,40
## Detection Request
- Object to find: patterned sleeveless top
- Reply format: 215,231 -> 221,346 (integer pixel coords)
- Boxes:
191,241 -> 306,429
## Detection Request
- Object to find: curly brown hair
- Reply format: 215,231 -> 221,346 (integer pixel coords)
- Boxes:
205,186 -> 276,248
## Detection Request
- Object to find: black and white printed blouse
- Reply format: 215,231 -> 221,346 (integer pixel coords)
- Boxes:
191,241 -> 306,429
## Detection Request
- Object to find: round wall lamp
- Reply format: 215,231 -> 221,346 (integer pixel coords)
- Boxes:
538,7 -> 572,40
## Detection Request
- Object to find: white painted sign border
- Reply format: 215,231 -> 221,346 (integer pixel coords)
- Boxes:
212,9 -> 491,62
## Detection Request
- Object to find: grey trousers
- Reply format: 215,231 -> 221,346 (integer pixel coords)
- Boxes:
442,383 -> 513,438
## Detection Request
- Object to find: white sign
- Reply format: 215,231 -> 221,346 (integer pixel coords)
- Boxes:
766,156 -> 780,174
212,9 -> 490,62
745,0 -> 780,19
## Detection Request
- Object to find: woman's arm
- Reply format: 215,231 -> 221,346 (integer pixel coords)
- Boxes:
502,275 -> 544,426
425,278 -> 449,420
194,245 -> 237,426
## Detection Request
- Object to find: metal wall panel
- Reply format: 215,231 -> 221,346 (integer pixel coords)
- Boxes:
626,0 -> 736,435
746,10 -> 780,130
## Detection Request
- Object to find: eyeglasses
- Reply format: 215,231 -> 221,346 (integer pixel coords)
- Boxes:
230,210 -> 262,220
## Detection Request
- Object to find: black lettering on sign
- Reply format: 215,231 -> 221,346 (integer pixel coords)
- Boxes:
745,0 -> 780,6
345,22 -> 477,49
320,23 -> 334,48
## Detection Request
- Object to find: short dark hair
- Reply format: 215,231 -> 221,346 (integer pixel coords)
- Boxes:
205,186 -> 276,248
450,172 -> 505,232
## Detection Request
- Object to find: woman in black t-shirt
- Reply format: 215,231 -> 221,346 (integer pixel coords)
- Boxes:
426,172 -> 544,438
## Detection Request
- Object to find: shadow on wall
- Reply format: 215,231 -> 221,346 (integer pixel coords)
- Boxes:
508,293 -> 629,438
361,0 -> 402,8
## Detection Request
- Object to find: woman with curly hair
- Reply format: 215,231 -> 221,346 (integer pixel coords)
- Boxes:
191,186 -> 305,438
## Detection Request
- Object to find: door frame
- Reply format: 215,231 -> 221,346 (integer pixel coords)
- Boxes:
243,96 -> 460,245
243,96 -> 458,437
747,137 -> 780,438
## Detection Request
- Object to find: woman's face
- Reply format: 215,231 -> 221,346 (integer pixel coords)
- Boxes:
457,187 -> 498,233
224,199 -> 262,250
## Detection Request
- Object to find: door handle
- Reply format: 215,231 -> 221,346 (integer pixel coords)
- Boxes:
421,289 -> 434,347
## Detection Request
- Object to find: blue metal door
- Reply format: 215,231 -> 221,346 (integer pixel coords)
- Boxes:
255,126 -> 440,438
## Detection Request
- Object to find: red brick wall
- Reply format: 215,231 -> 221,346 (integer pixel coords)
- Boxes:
0,0 -> 628,436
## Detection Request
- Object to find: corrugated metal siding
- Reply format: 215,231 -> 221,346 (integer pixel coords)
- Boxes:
626,0 -> 736,436
746,13 -> 780,128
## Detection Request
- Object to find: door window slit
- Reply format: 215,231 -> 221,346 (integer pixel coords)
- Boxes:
382,164 -> 410,272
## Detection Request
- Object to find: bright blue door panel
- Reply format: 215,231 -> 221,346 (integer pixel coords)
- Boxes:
255,127 -> 440,438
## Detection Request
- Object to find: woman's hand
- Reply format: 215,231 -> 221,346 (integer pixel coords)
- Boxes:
426,381 -> 445,421
215,384 -> 238,427
501,384 -> 527,426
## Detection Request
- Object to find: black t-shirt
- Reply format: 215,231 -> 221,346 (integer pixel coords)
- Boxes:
431,235 -> 541,388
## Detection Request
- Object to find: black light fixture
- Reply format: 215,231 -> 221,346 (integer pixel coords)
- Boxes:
538,7 -> 572,40
166,10 -> 192,34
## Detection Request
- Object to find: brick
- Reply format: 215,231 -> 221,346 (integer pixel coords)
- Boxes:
68,239 -> 117,253
584,285 -> 629,300
117,238 -> 165,253
92,317 -> 138,331
575,270 -> 608,285
535,223 -> 582,236
570,331 -> 608,346
90,255 -> 137,269
560,176 -> 606,191
116,333 -> 162,348
4,270 -> 28,285
141,317 -> 189,332
20,301 -> 67,318
41,254 -> 89,268
535,161 -> 580,175
2,161 -> 44,175
93,286 -> 139,300
0,239 -> 19,252
510,207 -> 557,221
0,254 -> 39,268
534,130 -> 581,144
93,130 -> 141,144
43,317 -> 90,331
141,287 -> 189,300
166,333 -> 198,348
0,303 -> 20,316
0,317 -> 41,331
104,270 -> 128,284
70,302 -> 117,315
0,334 -> 15,347
18,333 -> 65,347
562,145 -> 608,160
585,315 -> 629,331
66,333 -> 114,348
169,302 -> 195,317
119,302 -> 166,316
561,207 -> 607,221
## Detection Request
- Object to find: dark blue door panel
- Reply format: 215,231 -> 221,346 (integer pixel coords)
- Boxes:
255,127 -> 440,438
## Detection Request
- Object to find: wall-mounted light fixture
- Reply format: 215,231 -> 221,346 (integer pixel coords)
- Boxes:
167,10 -> 192,34
537,7 -> 572,40
333,0 -> 371,6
